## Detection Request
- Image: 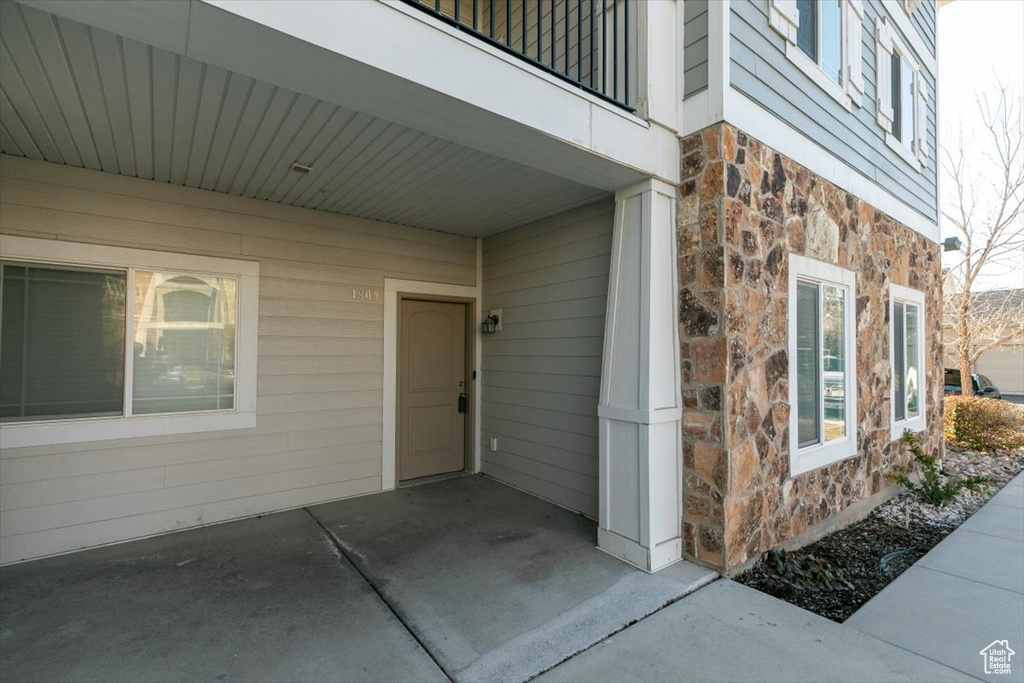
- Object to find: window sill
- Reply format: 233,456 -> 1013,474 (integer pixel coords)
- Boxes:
785,43 -> 853,112
0,411 -> 257,449
885,132 -> 923,171
891,415 -> 926,443
791,436 -> 859,477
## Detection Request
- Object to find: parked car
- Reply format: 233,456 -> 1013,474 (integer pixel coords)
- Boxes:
944,369 -> 1003,399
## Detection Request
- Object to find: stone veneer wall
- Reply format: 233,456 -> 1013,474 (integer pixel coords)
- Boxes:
677,123 -> 944,571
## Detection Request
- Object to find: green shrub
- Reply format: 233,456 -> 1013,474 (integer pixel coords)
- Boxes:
943,396 -> 1024,452
890,431 -> 990,505
765,548 -> 853,591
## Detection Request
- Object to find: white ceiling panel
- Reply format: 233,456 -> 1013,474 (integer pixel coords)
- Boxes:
0,2 -> 609,237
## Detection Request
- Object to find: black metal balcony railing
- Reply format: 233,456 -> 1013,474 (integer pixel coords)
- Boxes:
403,0 -> 636,111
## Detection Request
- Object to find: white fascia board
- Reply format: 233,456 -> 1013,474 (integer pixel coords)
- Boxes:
724,88 -> 940,243
196,0 -> 680,187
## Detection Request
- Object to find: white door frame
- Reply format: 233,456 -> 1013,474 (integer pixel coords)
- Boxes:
383,277 -> 482,490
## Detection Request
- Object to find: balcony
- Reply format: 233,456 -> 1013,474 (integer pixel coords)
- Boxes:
404,0 -> 638,110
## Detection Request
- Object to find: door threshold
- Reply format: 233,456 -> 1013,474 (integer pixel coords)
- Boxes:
398,470 -> 472,488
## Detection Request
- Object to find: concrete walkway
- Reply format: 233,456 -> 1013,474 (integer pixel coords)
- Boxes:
540,474 -> 1024,683
846,472 -> 1024,680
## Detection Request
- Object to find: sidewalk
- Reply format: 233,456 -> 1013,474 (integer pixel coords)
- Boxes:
846,472 -> 1024,680
539,475 -> 1024,682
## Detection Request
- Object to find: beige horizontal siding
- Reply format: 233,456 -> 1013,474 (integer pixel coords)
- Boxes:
480,199 -> 613,518
0,154 -> 475,564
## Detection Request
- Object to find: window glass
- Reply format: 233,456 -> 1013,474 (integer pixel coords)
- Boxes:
796,281 -> 821,447
0,263 -> 126,421
132,271 -> 237,415
891,52 -> 902,140
820,0 -> 843,84
822,285 -> 846,441
900,59 -> 915,151
905,303 -> 920,417
893,301 -> 906,421
796,0 -> 817,61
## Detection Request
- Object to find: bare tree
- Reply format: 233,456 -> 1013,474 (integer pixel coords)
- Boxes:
942,82 -> 1024,389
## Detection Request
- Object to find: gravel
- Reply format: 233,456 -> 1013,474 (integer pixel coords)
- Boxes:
735,444 -> 1024,623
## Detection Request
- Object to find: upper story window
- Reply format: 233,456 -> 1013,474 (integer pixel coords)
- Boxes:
890,284 -> 926,440
796,0 -> 843,85
0,236 -> 259,448
788,254 -> 858,476
890,51 -> 916,151
769,0 -> 865,110
876,17 -> 929,169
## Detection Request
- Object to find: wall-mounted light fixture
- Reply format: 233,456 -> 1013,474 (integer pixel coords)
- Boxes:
943,236 -> 963,252
482,313 -> 500,334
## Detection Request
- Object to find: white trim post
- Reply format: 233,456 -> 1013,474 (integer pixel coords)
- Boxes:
597,179 -> 683,572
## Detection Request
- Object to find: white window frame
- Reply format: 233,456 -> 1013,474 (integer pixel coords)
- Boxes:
876,17 -> 927,171
788,254 -> 858,476
771,0 -> 865,110
0,236 -> 259,448
889,283 -> 927,441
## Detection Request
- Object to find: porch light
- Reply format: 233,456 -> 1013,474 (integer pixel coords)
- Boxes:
943,236 -> 963,252
482,314 -> 500,334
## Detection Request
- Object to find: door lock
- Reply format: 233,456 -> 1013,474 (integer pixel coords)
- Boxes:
458,393 -> 467,413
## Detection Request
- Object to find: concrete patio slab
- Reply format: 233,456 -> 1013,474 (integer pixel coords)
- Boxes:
307,475 -> 716,683
0,510 -> 445,683
536,579 -> 973,682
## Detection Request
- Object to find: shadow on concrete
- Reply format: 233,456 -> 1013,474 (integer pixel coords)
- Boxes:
0,474 -> 715,683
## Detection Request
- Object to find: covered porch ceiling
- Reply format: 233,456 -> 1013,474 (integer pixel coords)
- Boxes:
0,1 -> 612,238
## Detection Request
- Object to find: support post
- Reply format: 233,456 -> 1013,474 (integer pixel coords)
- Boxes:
597,179 -> 683,572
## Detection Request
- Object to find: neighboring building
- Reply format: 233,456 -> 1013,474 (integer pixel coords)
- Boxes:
943,289 -> 1024,398
976,345 -> 1024,397
0,0 -> 941,573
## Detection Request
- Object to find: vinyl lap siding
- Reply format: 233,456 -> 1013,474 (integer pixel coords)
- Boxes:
0,154 -> 476,564
730,0 -> 938,222
905,1 -> 935,57
684,0 -> 709,97
480,200 -> 612,518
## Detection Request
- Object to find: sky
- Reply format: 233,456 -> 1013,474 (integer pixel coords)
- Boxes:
937,0 -> 1024,291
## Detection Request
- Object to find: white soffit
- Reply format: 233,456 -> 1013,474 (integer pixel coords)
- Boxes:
0,2 -> 609,238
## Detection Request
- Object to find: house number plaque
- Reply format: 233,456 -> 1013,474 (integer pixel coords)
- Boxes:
352,288 -> 381,302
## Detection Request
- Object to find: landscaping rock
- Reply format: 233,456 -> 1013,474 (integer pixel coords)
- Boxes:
736,445 -> 1024,622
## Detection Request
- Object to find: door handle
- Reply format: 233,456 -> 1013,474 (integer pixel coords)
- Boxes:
458,393 -> 467,413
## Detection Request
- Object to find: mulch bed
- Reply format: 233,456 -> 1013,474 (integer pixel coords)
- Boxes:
735,445 -> 1024,623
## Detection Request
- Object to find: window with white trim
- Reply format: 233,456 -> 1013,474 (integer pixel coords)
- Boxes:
875,17 -> 928,168
769,0 -> 865,108
0,237 -> 258,448
788,255 -> 858,476
890,284 -> 926,440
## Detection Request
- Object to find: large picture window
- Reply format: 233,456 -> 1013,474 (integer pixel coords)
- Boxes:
890,284 -> 926,440
789,255 -> 857,475
0,237 -> 258,447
